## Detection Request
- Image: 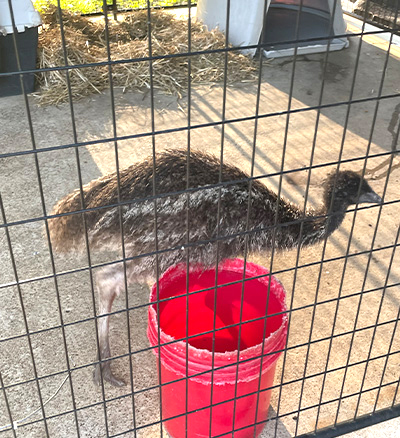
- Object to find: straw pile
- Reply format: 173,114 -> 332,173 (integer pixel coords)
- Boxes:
35,5 -> 258,105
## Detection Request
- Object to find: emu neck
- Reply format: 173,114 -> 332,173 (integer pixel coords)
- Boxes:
249,194 -> 350,250
326,205 -> 348,235
324,192 -> 350,235
303,196 -> 349,246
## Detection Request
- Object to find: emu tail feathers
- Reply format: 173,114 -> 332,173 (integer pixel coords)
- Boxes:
48,188 -> 88,253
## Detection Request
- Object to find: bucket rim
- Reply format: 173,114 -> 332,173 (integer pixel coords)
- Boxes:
147,258 -> 288,384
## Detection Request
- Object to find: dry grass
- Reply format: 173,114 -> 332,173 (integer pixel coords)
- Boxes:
35,6 -> 258,105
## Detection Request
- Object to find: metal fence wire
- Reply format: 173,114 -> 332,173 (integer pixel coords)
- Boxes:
343,0 -> 400,29
0,0 -> 400,437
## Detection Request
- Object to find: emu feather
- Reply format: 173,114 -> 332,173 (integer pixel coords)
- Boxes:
49,150 -> 381,386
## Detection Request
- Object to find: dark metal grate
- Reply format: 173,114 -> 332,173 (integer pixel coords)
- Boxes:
0,0 -> 399,437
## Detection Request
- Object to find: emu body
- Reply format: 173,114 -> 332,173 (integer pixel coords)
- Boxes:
49,150 -> 381,386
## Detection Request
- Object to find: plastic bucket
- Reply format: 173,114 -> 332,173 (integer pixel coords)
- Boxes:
147,259 -> 288,438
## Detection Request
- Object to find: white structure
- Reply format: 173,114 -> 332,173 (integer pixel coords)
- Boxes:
196,0 -> 349,58
0,0 -> 41,35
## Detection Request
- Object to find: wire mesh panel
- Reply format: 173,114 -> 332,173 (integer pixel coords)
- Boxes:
0,0 -> 399,437
342,0 -> 400,28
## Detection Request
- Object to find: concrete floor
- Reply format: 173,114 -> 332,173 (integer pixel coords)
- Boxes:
0,13 -> 400,438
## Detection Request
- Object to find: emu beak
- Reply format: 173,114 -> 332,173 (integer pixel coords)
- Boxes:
358,191 -> 382,204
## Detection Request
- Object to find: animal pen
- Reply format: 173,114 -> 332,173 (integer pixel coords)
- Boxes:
0,0 -> 400,437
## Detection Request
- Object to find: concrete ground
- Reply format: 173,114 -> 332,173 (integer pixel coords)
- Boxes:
0,12 -> 400,438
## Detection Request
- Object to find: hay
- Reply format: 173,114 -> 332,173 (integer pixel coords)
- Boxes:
35,5 -> 258,105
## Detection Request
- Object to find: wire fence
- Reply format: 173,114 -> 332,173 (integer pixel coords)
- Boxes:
342,0 -> 400,29
0,0 -> 399,437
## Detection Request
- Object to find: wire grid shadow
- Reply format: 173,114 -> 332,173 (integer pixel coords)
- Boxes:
0,0 -> 400,437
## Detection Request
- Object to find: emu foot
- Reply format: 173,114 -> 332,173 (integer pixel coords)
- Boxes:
93,362 -> 126,387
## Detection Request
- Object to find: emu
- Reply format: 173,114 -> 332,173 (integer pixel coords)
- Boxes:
49,150 -> 381,386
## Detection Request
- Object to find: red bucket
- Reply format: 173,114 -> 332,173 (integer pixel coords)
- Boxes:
147,259 -> 287,438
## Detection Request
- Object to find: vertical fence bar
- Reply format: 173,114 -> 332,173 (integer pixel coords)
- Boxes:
0,192 -> 50,437
290,1 -> 346,433
0,371 -> 17,437
184,2 -> 192,437
271,1 -> 311,436
209,1 -> 231,436
145,2 -> 163,437
101,1 -> 139,433
251,1 -> 278,436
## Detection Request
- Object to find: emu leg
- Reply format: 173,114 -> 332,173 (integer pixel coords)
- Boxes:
93,264 -> 126,387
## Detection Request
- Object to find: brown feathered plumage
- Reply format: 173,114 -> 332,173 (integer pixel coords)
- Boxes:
48,150 -> 381,386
